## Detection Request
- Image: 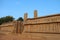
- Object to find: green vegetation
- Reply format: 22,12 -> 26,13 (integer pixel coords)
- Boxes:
0,16 -> 14,25
0,16 -> 23,25
17,17 -> 23,21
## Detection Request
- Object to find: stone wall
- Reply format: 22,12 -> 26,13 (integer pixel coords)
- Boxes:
0,10 -> 60,40
0,21 -> 23,34
24,10 -> 60,34
0,22 -> 14,34
25,14 -> 60,24
24,22 -> 60,33
23,11 -> 60,40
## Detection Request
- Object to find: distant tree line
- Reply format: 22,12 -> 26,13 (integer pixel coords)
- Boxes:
0,16 -> 23,25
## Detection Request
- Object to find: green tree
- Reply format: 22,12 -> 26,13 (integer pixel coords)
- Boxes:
0,16 -> 14,25
0,18 -> 2,25
0,17 -> 5,25
17,17 -> 23,21
5,16 -> 14,22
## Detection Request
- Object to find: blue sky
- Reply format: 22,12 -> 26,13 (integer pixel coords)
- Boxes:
0,0 -> 60,19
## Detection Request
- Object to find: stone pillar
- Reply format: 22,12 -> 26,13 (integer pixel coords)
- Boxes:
34,10 -> 38,18
13,21 -> 17,33
24,13 -> 28,22
18,21 -> 21,33
16,21 -> 21,33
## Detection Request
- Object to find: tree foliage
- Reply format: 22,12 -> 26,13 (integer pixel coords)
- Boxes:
0,16 -> 14,25
5,16 -> 14,22
0,16 -> 24,25
17,17 -> 23,21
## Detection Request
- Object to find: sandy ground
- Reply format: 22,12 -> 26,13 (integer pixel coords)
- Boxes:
0,33 -> 60,40
0,33 -> 46,40
0,33 -> 23,40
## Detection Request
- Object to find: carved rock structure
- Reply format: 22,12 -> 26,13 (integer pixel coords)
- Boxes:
0,10 -> 60,40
